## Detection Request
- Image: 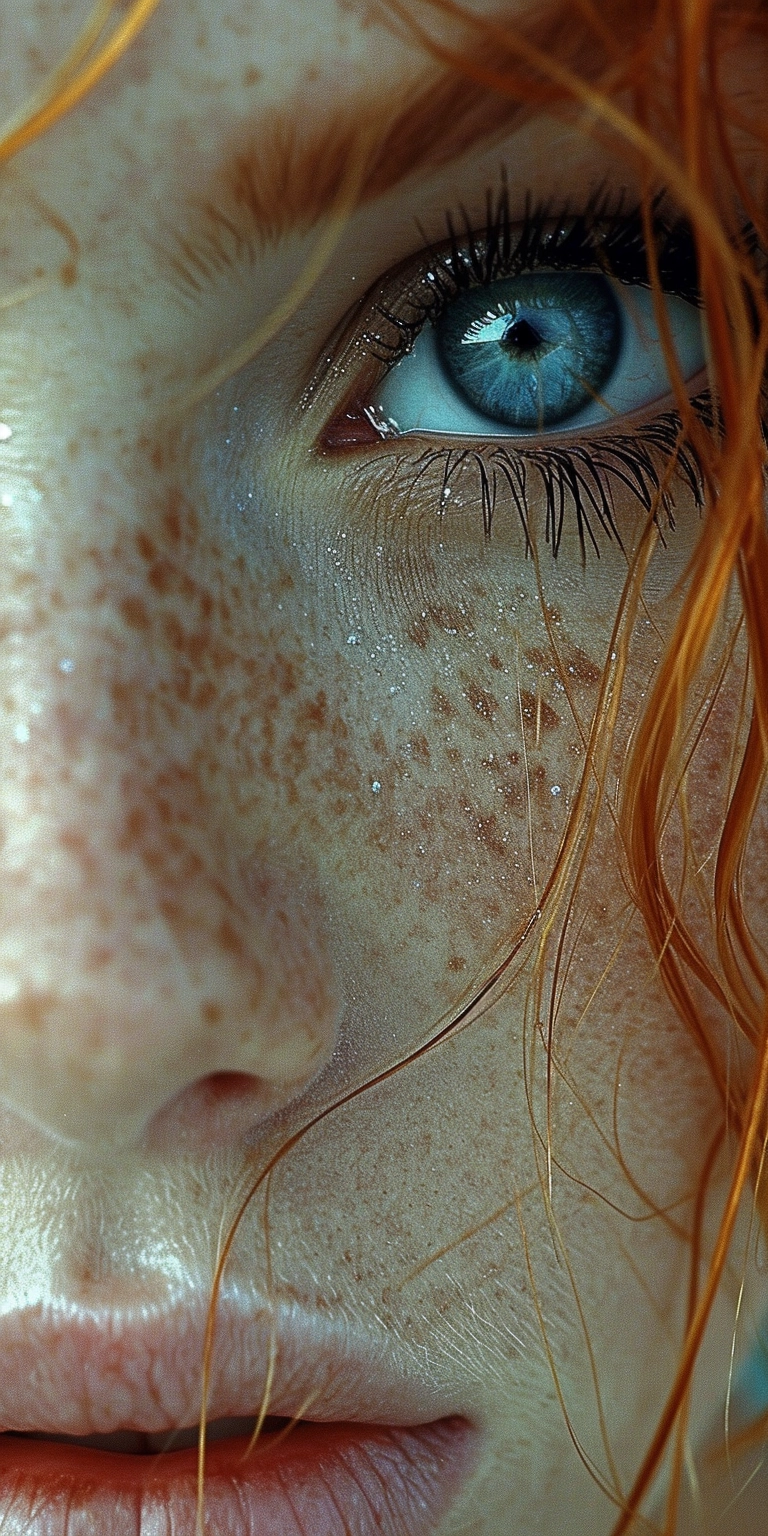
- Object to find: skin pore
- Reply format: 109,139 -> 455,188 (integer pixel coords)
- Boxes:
0,0 -> 766,1532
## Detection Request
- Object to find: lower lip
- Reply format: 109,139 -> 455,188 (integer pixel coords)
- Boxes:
0,1418 -> 473,1536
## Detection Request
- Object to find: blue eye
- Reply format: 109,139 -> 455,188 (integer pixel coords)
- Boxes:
374,269 -> 705,438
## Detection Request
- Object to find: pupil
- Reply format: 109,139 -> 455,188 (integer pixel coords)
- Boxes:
503,317 -> 542,354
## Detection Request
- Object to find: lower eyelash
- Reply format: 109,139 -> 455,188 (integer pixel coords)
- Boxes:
408,402 -> 706,559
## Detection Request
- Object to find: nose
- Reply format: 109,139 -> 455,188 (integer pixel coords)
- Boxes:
0,468 -> 339,1151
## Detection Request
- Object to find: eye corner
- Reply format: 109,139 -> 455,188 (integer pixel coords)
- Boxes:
310,399 -> 383,457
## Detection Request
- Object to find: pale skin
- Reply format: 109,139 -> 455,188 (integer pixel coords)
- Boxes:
0,0 -> 766,1531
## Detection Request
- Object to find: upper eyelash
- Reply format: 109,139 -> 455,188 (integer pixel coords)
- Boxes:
362,184 -> 702,371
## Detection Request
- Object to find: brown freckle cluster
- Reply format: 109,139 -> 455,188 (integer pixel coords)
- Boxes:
431,687 -> 457,720
463,681 -> 498,722
519,689 -> 560,732
565,644 -> 601,686
475,815 -> 508,860
481,753 -> 525,809
408,734 -> 430,765
406,603 -> 477,651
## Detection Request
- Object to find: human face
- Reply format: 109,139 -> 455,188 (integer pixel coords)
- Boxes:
0,1 -> 765,1533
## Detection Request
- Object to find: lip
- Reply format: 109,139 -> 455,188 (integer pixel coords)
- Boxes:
0,1288 -> 466,1432
0,1418 -> 473,1536
0,1290 -> 476,1536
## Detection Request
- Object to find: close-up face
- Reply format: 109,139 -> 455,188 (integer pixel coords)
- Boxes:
0,1 -> 766,1533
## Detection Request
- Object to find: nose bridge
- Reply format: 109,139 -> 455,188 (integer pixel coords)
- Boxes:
0,467 -> 339,1150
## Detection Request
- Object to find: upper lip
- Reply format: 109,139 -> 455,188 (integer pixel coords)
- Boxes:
0,1286 -> 460,1437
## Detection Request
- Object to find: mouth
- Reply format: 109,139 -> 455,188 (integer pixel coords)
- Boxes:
0,1296 -> 476,1536
1,1417 -> 472,1536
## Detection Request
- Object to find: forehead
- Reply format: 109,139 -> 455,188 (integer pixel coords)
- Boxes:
0,0 -> 649,261
0,0 -> 611,145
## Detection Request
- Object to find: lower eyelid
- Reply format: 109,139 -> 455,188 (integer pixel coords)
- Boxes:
312,405 -> 706,568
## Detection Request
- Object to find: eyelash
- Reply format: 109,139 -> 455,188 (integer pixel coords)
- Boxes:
364,183 -> 701,368
314,182 -> 749,560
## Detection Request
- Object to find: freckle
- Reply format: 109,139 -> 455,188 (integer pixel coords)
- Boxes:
520,689 -> 559,731
120,594 -> 150,631
410,734 -> 430,764
431,687 -> 457,720
243,64 -> 262,85
566,645 -> 601,685
475,815 -> 507,859
300,690 -> 327,729
120,805 -> 148,849
163,613 -> 184,651
147,558 -> 173,593
464,682 -> 498,721
446,747 -> 461,764
193,679 -> 216,710
87,946 -> 113,971
59,260 -> 77,287
507,751 -> 520,766
163,490 -> 184,544
20,993 -> 53,1035
488,653 -> 504,671
59,830 -> 94,872
202,1002 -> 223,1026
448,955 -> 466,973
371,728 -> 386,754
407,618 -> 429,650
218,917 -> 245,960
274,656 -> 298,696
136,532 -> 156,563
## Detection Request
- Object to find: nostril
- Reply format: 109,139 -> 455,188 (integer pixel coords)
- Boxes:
143,1071 -> 282,1153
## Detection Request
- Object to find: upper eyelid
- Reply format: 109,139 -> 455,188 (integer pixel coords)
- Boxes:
337,195 -> 702,377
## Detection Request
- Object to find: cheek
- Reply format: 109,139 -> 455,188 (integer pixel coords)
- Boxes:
193,472 -> 621,1040
183,421 -> 732,1083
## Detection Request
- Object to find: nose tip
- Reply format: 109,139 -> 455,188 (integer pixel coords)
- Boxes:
0,690 -> 339,1150
0,849 -> 339,1148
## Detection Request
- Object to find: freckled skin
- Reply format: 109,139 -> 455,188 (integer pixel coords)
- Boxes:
0,2 -> 764,1533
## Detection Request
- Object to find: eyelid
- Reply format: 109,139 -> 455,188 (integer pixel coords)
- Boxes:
308,191 -> 703,453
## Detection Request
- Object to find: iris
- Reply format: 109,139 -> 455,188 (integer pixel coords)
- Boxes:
436,272 -> 622,430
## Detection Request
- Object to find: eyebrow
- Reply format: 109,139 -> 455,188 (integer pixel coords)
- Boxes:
161,0 -> 650,297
